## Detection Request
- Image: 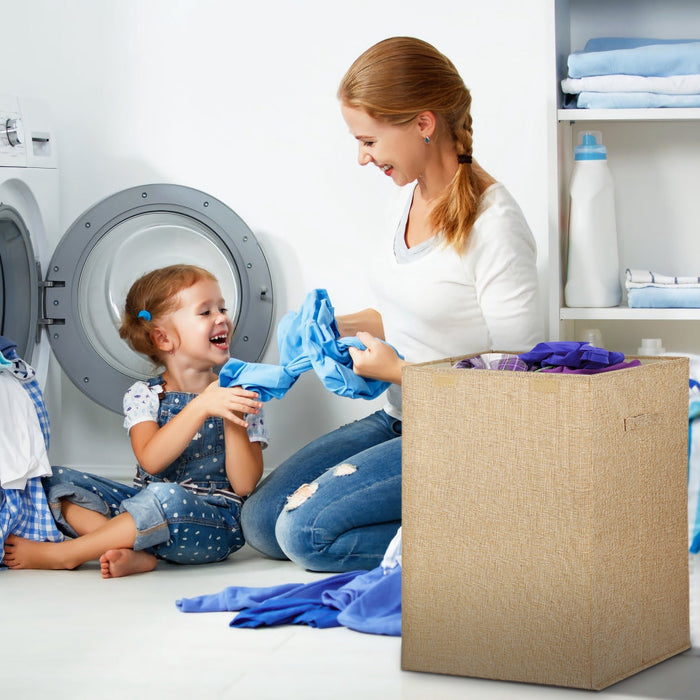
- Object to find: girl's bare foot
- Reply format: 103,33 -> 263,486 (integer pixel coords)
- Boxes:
3,534 -> 78,570
99,549 -> 157,578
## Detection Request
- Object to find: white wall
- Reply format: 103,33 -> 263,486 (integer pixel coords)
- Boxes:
3,0 -> 551,477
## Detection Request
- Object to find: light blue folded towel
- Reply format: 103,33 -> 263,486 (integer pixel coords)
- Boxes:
568,40 -> 700,78
627,287 -> 700,308
576,91 -> 700,109
583,37 -> 699,52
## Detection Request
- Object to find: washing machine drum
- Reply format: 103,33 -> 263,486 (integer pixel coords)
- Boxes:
41,184 -> 272,413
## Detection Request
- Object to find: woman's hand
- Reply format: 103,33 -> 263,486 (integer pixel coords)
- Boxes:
348,331 -> 407,385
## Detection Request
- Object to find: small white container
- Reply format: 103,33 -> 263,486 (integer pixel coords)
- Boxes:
638,338 -> 666,355
564,131 -> 622,308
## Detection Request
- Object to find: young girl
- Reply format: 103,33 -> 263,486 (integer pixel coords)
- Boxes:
3,264 -> 267,577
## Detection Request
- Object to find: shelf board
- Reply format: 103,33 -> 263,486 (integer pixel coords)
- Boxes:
560,306 -> 700,320
558,107 -> 700,123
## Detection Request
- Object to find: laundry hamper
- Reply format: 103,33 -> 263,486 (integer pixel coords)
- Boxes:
401,354 -> 690,690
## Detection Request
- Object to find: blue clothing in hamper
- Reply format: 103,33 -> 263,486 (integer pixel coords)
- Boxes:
219,289 -> 398,401
176,530 -> 403,635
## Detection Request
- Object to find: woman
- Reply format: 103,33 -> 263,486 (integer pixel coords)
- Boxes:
241,36 -> 542,572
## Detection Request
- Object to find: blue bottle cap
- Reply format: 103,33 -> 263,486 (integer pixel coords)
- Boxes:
575,131 -> 607,161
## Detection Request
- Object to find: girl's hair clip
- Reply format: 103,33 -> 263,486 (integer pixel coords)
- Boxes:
137,309 -> 152,321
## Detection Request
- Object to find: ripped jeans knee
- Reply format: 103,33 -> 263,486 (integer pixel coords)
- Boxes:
283,463 -> 358,512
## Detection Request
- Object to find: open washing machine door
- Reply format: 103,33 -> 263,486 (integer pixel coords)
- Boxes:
42,183 -> 273,414
0,202 -> 42,366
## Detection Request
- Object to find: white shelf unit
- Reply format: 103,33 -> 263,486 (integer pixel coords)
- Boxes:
550,0 -> 700,354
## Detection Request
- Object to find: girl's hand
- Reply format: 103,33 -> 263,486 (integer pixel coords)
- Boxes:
198,381 -> 262,428
348,331 -> 407,385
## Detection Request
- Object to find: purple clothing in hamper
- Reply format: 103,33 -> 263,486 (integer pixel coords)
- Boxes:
540,360 -> 641,375
519,341 -> 627,370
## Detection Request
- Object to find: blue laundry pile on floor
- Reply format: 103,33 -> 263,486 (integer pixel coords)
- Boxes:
176,528 -> 402,636
626,269 -> 700,309
561,37 -> 700,109
219,289 -> 399,401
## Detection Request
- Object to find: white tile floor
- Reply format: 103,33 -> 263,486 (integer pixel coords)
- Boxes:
1,545 -> 698,700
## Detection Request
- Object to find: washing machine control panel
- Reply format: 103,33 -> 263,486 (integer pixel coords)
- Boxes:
0,102 -> 27,165
5,117 -> 24,147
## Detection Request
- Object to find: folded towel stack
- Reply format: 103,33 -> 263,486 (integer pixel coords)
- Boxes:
562,37 -> 700,109
625,268 -> 700,308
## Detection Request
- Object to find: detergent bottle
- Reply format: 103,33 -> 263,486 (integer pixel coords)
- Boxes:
564,130 -> 622,308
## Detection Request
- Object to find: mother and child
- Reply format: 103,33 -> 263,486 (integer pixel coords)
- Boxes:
2,36 -> 541,577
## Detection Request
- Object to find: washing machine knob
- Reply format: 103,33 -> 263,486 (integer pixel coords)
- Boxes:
5,117 -> 24,147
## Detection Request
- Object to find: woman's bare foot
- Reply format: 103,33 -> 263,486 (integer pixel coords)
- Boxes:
3,534 -> 78,570
99,549 -> 157,578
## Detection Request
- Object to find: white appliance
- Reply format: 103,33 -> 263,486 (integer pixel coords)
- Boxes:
1,95 -> 273,419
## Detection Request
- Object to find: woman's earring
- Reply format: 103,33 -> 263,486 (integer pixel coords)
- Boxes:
424,136 -> 430,144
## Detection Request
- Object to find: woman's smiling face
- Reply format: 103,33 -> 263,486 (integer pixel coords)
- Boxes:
340,103 -> 426,187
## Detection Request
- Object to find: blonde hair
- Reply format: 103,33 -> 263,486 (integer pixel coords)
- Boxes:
338,36 -> 480,251
119,264 -> 217,364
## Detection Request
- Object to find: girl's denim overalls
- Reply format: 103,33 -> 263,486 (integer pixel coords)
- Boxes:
44,381 -> 245,564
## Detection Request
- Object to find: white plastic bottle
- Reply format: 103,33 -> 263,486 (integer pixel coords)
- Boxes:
564,131 -> 622,308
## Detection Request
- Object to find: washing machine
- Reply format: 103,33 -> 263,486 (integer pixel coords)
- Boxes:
0,95 -> 274,421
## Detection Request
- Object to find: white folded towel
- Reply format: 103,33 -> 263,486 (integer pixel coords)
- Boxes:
562,73 -> 700,94
626,269 -> 700,288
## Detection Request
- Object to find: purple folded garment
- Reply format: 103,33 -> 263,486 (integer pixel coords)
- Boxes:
519,341 -> 625,370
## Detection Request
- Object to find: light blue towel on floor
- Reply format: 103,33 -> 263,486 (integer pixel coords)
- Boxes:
220,289 -> 397,401
568,41 -> 700,78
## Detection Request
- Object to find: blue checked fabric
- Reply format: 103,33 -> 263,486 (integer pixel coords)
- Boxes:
1,481 -> 64,564
1,336 -> 62,565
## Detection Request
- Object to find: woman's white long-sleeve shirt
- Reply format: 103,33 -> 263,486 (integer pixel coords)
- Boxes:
371,182 -> 543,419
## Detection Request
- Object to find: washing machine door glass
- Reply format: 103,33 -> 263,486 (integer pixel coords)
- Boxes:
46,184 -> 273,414
0,204 -> 38,360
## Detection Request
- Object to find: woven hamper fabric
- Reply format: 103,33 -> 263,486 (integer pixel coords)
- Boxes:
401,355 -> 690,690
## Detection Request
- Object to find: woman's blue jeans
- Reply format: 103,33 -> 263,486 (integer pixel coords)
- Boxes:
240,410 -> 402,572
